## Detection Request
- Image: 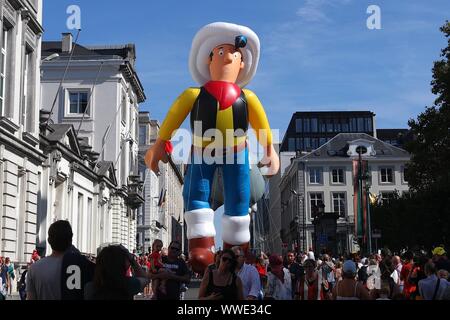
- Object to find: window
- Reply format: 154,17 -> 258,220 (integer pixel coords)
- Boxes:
303,118 -> 310,132
296,138 -> 303,150
326,119 -> 333,133
319,119 -> 326,133
69,91 -> 88,114
288,138 -> 295,151
342,121 -> 349,132
21,48 -> 34,130
350,118 -> 357,132
310,118 -> 318,133
380,192 -> 395,204
139,125 -> 147,145
296,118 -> 303,132
309,168 -> 322,184
121,91 -> 127,124
402,166 -> 408,183
311,138 -> 319,150
319,137 -> 327,146
380,167 -> 394,183
334,119 -> 342,132
332,192 -> 346,217
331,168 -> 345,184
365,117 -> 373,132
0,28 -> 7,114
304,137 -> 311,150
310,193 -> 324,217
357,118 -> 365,132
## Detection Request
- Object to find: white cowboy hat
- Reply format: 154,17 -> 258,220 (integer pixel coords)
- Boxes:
189,22 -> 260,88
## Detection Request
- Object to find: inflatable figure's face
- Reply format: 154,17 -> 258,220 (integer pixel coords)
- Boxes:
207,44 -> 245,83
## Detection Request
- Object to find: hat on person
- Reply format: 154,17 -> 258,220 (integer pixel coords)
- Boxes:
307,251 -> 315,260
432,247 -> 446,256
189,22 -> 260,88
343,260 -> 357,274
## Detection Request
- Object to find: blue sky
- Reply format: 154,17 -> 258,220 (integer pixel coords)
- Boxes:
43,0 -> 450,248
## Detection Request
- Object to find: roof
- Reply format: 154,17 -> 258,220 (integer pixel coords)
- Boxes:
41,41 -> 146,103
299,133 -> 410,160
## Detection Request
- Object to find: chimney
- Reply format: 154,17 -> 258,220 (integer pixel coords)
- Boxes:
62,33 -> 73,53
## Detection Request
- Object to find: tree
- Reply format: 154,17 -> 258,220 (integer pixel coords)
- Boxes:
372,22 -> 450,252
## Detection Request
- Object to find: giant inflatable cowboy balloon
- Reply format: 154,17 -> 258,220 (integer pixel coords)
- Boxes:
145,22 -> 279,274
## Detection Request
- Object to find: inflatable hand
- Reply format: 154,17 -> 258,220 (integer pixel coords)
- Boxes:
144,138 -> 170,175
258,144 -> 280,177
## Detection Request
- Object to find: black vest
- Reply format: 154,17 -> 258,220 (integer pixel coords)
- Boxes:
190,87 -> 249,138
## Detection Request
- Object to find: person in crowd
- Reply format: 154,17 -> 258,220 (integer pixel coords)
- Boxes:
374,256 -> 401,299
296,259 -> 330,300
334,261 -> 343,282
232,246 -> 261,300
284,251 -> 304,298
418,261 -> 449,300
408,255 -> 428,300
332,260 -> 371,300
18,263 -> 30,300
84,245 -> 149,300
320,254 -> 336,291
26,220 -> 94,300
437,269 -> 449,280
198,249 -> 244,300
265,254 -> 292,300
400,250 -> 415,299
392,255 -> 403,291
0,257 -> 10,298
208,250 -> 223,272
4,257 -> 14,296
149,239 -> 168,297
31,250 -> 41,264
432,247 -> 450,273
151,241 -> 190,300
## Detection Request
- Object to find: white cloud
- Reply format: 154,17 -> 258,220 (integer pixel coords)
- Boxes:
296,0 -> 352,22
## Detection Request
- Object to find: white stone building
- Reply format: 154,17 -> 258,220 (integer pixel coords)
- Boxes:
280,133 -> 410,255
137,112 -> 184,254
40,35 -> 146,250
0,0 -> 44,265
37,121 -> 118,256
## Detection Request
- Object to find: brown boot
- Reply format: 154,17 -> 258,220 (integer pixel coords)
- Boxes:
188,237 -> 215,274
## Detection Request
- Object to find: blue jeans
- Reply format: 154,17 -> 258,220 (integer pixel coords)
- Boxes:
183,147 -> 250,216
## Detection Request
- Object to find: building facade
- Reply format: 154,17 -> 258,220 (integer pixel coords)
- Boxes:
137,112 -> 184,254
280,111 -> 376,153
41,35 -> 146,250
280,133 -> 410,255
0,0 -> 44,265
38,121 -> 119,256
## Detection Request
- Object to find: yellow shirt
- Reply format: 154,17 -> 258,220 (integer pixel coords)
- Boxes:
159,87 -> 273,148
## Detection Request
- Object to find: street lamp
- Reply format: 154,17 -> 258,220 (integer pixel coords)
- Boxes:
291,189 -> 305,253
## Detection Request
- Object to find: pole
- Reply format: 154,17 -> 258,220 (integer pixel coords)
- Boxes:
358,150 -> 363,256
367,189 -> 372,254
303,197 -> 306,253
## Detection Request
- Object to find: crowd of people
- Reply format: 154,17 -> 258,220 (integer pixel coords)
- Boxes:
2,219 -> 450,301
196,246 -> 450,300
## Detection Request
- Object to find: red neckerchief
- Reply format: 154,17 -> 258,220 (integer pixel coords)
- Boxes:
204,81 -> 241,110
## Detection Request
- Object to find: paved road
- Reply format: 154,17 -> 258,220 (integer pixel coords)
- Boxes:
184,278 -> 201,300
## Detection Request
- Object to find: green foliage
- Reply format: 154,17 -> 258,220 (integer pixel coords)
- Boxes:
373,22 -> 450,252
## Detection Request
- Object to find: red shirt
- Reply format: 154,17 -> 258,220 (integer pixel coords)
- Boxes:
150,251 -> 163,269
400,262 -> 415,297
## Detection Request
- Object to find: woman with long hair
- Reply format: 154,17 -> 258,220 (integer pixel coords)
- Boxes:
85,245 -> 149,300
296,259 -> 330,300
198,249 -> 244,300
